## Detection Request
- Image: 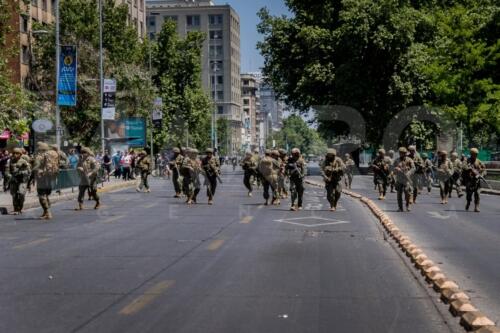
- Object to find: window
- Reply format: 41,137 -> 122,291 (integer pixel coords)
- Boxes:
243,99 -> 249,106
217,106 -> 224,114
209,30 -> 222,40
210,61 -> 223,72
134,0 -> 137,7
210,75 -> 223,85
243,80 -> 249,86
209,45 -> 223,58
42,0 -> 47,11
31,0 -> 37,7
147,16 -> 155,28
51,0 -> 56,14
20,15 -> 28,33
212,91 -> 224,100
209,14 -> 223,26
22,45 -> 29,64
186,15 -> 200,27
148,32 -> 156,40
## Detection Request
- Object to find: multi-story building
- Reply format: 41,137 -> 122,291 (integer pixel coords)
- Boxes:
240,73 -> 259,150
7,0 -> 146,86
260,81 -> 284,131
146,0 -> 242,153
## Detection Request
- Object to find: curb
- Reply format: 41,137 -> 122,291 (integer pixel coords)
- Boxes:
304,178 -> 498,332
1,180 -> 138,214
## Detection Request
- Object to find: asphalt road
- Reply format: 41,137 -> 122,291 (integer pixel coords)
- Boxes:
0,169 -> 462,333
344,175 -> 500,324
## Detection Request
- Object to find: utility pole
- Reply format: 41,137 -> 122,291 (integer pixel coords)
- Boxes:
99,0 -> 105,155
55,0 -> 61,149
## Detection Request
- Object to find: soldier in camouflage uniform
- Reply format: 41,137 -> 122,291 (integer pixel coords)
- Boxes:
321,149 -> 345,212
408,146 -> 423,204
448,152 -> 463,198
343,153 -> 355,189
387,149 -> 396,193
252,148 -> 262,188
278,148 -> 288,198
286,148 -> 306,211
33,142 -> 59,220
463,148 -> 486,212
51,144 -> 69,169
180,148 -> 199,205
240,151 -> 257,196
371,149 -> 392,200
5,148 -> 31,214
435,151 -> 453,204
201,148 -> 221,205
258,150 -> 280,205
421,153 -> 433,194
75,147 -> 100,210
393,147 -> 415,212
136,150 -> 152,193
169,148 -> 184,198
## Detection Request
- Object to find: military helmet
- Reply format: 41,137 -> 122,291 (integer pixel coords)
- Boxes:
264,149 -> 271,155
50,144 -> 60,151
399,147 -> 408,154
81,147 -> 92,155
291,148 -> 301,155
278,148 -> 287,155
206,148 -> 214,154
470,148 -> 479,154
408,145 -> 416,151
191,149 -> 199,155
37,142 -> 49,151
326,148 -> 337,156
173,147 -> 180,153
271,150 -> 279,157
451,152 -> 458,158
12,148 -> 23,154
378,148 -> 386,155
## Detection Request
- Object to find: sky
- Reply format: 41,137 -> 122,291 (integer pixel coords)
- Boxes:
213,0 -> 291,73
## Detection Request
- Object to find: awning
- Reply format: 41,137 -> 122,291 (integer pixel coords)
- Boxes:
0,130 -> 11,140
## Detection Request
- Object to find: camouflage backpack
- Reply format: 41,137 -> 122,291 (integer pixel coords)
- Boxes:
259,156 -> 274,178
44,150 -> 60,176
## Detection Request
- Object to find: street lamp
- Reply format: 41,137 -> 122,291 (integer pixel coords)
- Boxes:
211,61 -> 219,151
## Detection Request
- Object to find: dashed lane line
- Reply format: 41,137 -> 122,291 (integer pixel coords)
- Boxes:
119,280 -> 175,316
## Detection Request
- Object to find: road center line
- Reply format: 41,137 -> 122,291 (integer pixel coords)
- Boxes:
13,238 -> 51,250
240,216 -> 253,224
119,280 -> 175,315
207,239 -> 225,251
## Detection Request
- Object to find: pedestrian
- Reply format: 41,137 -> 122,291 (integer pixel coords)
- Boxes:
5,148 -> 31,215
321,148 -> 345,212
463,148 -> 486,212
201,148 -> 221,205
421,153 -> 433,193
68,149 -> 79,169
231,156 -> 238,171
393,147 -> 415,212
371,149 -> 392,200
286,148 -> 306,211
240,151 -> 257,196
75,147 -> 100,210
435,151 -> 453,204
258,149 -> 279,206
169,148 -> 184,198
449,152 -> 463,198
136,150 -> 152,193
102,150 -> 111,181
0,150 -> 10,191
343,153 -> 355,189
121,152 -> 132,181
33,142 -> 59,220
408,145 -> 423,204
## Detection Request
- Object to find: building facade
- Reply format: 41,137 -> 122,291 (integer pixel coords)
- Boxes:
146,0 -> 242,153
240,73 -> 259,150
7,0 -> 145,86
260,81 -> 284,131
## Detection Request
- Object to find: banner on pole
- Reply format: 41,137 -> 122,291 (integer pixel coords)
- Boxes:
152,97 -> 163,128
102,79 -> 117,120
57,45 -> 78,106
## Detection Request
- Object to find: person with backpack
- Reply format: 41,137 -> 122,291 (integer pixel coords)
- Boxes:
5,148 -> 31,215
33,142 -> 59,220
258,150 -> 280,206
75,147 -> 100,210
136,150 -> 152,193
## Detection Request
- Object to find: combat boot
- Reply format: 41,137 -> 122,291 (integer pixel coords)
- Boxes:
208,199 -> 213,205
474,204 -> 480,213
465,201 -> 470,211
75,203 -> 83,211
290,205 -> 297,211
94,200 -> 100,209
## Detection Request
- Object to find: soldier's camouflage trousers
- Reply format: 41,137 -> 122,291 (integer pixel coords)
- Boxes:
411,174 -> 421,202
243,170 -> 253,192
206,175 -> 217,200
262,178 -> 278,201
10,182 -> 27,212
37,177 -> 54,212
139,170 -> 150,190
290,177 -> 304,207
183,176 -> 194,199
395,183 -> 411,210
325,181 -> 342,209
172,170 -> 182,194
466,185 -> 480,206
439,179 -> 452,200
278,175 -> 288,197
344,172 -> 353,189
78,183 -> 99,203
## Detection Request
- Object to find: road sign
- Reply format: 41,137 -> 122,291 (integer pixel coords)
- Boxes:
32,119 -> 53,133
152,97 -> 163,128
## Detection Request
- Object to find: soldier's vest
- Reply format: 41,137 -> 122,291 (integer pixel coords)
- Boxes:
180,158 -> 193,177
259,156 -> 274,178
45,150 -> 60,176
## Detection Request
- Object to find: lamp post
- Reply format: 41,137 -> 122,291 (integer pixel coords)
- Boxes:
98,0 -> 105,155
55,0 -> 61,149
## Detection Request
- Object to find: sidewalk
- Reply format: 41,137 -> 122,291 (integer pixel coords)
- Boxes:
0,177 -> 138,214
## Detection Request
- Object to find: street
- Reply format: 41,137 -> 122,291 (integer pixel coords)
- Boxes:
348,175 -> 500,325
0,168 -> 461,333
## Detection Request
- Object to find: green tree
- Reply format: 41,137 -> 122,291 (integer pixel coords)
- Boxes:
153,21 -> 212,150
268,114 -> 327,156
216,117 -> 230,155
423,1 -> 500,147
31,0 -> 155,147
258,0 -> 436,145
0,0 -> 33,135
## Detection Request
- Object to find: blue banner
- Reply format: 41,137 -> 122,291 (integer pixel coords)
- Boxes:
105,118 -> 146,148
57,45 -> 77,106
